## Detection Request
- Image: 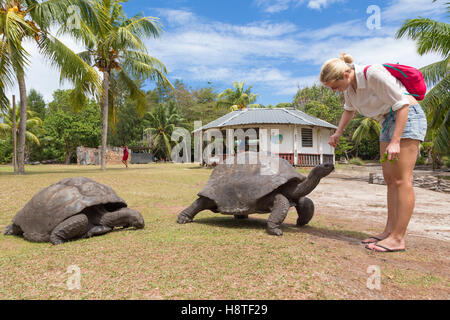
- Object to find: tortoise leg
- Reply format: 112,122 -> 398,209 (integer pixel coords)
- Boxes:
177,197 -> 216,224
50,214 -> 89,245
4,223 -> 23,236
295,197 -> 314,227
234,215 -> 248,220
267,193 -> 290,236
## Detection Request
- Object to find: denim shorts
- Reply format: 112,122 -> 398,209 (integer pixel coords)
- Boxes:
379,104 -> 427,142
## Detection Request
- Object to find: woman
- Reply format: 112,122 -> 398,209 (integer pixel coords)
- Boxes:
320,53 -> 427,252
122,145 -> 129,168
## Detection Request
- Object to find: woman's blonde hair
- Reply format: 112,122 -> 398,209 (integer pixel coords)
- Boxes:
320,53 -> 354,83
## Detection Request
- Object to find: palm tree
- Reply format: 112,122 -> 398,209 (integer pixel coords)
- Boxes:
0,0 -> 101,174
0,105 -> 42,148
396,0 -> 449,166
144,102 -> 185,160
60,0 -> 172,170
216,81 -> 258,111
351,116 -> 381,157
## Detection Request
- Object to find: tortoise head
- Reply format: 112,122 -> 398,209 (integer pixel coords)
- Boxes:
309,163 -> 334,179
124,208 -> 145,229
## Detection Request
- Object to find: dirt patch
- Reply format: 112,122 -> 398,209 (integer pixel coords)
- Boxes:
310,165 -> 450,242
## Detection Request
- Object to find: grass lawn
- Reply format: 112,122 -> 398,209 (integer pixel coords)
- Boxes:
0,163 -> 448,299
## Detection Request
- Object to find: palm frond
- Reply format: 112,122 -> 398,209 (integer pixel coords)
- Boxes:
419,57 -> 449,86
396,18 -> 450,57
38,32 -> 101,96
115,69 -> 147,116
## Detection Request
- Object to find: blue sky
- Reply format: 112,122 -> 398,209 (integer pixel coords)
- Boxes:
7,0 -> 449,106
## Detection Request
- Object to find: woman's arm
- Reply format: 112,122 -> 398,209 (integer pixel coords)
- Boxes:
329,109 -> 355,148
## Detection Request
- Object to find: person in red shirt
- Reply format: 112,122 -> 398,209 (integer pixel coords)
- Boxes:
122,145 -> 129,168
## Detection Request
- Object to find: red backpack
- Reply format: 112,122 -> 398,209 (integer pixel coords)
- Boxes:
363,63 -> 427,101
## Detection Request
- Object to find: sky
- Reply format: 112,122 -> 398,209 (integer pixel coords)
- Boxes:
5,0 -> 449,106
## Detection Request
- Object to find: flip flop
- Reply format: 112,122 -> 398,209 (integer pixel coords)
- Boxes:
361,236 -> 382,244
365,242 -> 406,253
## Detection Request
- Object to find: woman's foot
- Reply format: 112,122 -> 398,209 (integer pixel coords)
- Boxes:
361,232 -> 390,244
365,236 -> 406,252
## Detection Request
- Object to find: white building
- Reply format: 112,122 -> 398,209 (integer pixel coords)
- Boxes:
195,108 -> 337,167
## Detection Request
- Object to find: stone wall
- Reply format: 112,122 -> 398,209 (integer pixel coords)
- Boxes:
77,146 -> 130,165
369,172 -> 450,193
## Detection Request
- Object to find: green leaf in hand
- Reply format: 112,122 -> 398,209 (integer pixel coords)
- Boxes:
380,153 -> 398,164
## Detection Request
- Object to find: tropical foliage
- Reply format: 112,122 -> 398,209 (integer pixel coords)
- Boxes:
216,81 -> 258,111
0,0 -> 100,174
59,0 -> 172,170
144,102 -> 186,161
0,105 -> 41,146
396,0 -> 450,167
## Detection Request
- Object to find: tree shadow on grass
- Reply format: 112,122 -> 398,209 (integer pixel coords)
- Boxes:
193,216 -> 368,246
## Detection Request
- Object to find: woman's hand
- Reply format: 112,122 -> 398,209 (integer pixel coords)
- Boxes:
385,140 -> 400,161
328,132 -> 341,148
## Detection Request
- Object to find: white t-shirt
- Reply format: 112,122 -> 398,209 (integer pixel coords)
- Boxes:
343,64 -> 411,122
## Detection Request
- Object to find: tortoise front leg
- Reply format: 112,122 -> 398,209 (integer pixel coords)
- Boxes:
295,197 -> 314,227
177,197 -> 216,224
50,214 -> 89,245
267,193 -> 290,236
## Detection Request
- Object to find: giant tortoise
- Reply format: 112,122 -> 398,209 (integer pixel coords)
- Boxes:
177,152 -> 333,235
4,177 -> 144,244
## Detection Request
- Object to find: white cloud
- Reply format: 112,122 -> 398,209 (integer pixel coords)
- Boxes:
147,6 -> 444,104
307,0 -> 343,11
254,0 -> 345,13
254,0 -> 303,13
381,0 -> 445,22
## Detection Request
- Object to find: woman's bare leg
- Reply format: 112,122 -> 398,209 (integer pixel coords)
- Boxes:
367,139 -> 419,251
362,142 -> 396,244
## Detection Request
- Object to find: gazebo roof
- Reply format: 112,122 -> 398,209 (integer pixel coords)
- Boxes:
194,108 -> 337,132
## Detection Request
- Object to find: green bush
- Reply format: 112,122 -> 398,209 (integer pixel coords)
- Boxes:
349,157 -> 364,165
442,156 -> 450,168
416,156 -> 427,165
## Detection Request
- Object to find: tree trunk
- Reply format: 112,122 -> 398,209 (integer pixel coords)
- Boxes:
17,73 -> 27,175
65,140 -> 71,164
100,71 -> 110,170
12,95 -> 17,174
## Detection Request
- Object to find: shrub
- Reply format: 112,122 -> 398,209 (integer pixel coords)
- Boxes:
349,157 -> 364,165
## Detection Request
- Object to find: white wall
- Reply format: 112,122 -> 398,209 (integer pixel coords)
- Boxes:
204,124 -> 334,156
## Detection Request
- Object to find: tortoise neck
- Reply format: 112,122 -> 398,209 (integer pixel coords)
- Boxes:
291,173 -> 321,200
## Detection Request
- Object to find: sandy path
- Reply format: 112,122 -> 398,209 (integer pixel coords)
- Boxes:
309,165 -> 450,242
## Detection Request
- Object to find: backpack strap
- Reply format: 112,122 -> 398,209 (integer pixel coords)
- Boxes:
363,65 -> 371,80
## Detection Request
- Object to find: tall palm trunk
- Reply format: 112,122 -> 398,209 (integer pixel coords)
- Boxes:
17,73 -> 27,175
12,95 -> 18,174
101,71 -> 110,170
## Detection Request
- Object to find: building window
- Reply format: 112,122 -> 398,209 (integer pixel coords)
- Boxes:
301,128 -> 313,147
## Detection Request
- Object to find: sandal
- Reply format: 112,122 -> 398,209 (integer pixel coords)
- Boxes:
365,242 -> 406,252
361,236 -> 382,244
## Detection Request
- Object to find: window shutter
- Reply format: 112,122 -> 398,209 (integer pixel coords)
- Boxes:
301,128 -> 313,147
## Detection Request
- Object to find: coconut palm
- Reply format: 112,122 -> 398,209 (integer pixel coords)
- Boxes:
60,0 -> 172,170
0,0 -> 101,174
351,116 -> 381,157
0,105 -> 42,146
396,0 -> 450,164
144,102 -> 185,160
216,81 -> 258,111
